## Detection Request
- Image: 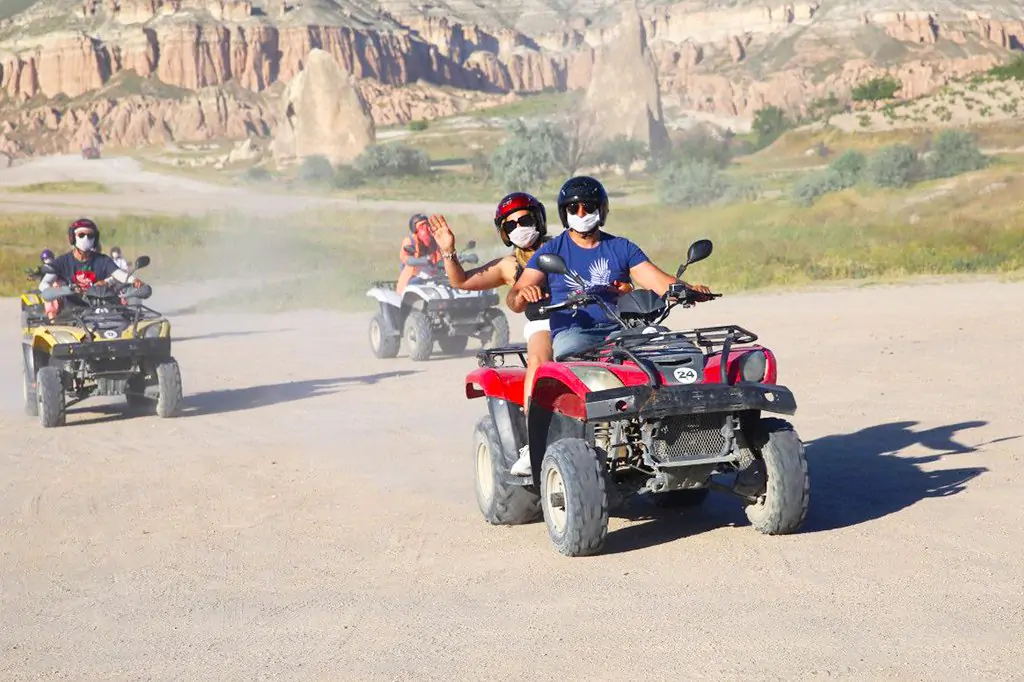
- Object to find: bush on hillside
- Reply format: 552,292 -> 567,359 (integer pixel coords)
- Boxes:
927,130 -> 989,179
867,144 -> 922,188
354,144 -> 430,177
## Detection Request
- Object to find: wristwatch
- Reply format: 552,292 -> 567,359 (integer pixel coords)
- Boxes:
441,249 -> 458,261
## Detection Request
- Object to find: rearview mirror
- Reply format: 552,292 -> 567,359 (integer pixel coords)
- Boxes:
537,253 -> 568,276
675,239 -> 713,278
465,240 -> 476,250
134,255 -> 151,269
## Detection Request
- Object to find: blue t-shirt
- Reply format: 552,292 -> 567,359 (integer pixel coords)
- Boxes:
525,231 -> 649,337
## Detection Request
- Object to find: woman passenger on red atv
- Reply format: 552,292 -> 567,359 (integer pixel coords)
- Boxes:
506,176 -> 712,476
396,213 -> 442,295
427,193 -> 556,446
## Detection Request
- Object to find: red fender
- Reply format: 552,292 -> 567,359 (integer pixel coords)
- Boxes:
465,367 -> 526,404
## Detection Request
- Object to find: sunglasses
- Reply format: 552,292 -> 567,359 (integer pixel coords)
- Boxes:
566,201 -> 598,215
502,214 -> 537,230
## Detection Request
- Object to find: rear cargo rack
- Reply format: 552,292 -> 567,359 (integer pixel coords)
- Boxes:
369,280 -> 399,290
476,344 -> 528,368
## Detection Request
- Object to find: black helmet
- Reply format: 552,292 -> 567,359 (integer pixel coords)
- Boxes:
556,176 -> 609,229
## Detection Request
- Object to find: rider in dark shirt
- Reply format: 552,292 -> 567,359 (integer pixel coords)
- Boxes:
39,218 -> 145,318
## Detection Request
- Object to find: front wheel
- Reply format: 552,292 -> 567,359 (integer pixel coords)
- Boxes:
481,309 -> 510,349
743,418 -> 810,535
473,416 -> 541,525
37,366 -> 66,428
22,353 -> 38,417
369,312 -> 400,359
403,310 -> 433,361
540,438 -> 609,557
155,358 -> 183,418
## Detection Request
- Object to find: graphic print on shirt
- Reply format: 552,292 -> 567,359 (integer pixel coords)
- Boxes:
73,269 -> 97,287
564,258 -> 612,295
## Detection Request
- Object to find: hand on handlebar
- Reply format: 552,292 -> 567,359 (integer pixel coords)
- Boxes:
667,281 -> 719,304
515,285 -> 549,306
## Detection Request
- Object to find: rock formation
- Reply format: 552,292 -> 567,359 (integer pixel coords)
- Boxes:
270,48 -> 375,167
582,2 -> 669,154
0,0 -> 1023,160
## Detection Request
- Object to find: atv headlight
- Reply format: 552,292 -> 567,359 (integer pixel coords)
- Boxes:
49,330 -> 79,344
569,365 -> 625,392
738,350 -> 767,383
141,322 -> 164,338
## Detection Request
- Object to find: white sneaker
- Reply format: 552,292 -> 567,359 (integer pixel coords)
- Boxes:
510,444 -> 532,477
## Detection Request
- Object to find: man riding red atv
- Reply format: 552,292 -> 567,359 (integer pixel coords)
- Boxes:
465,237 -> 809,557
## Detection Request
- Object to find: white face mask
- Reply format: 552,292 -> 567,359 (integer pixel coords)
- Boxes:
508,225 -> 539,249
75,235 -> 96,252
567,212 -> 601,234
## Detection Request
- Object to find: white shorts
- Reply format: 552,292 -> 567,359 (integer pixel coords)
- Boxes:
523,318 -> 550,342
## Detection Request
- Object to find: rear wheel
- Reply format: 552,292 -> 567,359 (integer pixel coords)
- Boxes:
125,373 -> 151,412
540,438 -> 608,557
155,358 -> 182,418
369,313 -> 400,359
473,416 -> 541,525
403,310 -> 433,361
439,335 -> 469,355
37,366 -> 65,428
743,418 -> 809,535
481,309 -> 510,349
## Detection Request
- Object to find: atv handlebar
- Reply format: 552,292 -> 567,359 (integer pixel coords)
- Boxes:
524,283 -> 720,322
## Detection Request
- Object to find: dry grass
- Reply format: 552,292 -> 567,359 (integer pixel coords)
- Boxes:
6,159 -> 1021,307
4,181 -> 111,194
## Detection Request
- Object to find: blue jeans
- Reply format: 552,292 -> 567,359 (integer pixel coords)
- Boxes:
552,324 -> 618,360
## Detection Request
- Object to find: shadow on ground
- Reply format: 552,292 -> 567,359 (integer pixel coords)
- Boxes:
180,371 -> 418,417
600,419 -> 1014,554
175,328 -> 293,343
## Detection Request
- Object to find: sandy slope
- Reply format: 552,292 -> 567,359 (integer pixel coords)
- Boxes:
1,276 -> 1022,680
0,155 -> 497,218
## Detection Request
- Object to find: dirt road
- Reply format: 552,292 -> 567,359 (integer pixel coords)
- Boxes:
2,278 -> 1022,680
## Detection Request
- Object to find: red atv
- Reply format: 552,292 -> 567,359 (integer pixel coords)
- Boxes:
465,239 -> 809,557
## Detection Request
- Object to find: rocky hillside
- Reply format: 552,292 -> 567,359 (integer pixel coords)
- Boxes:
1,0 -> 1022,160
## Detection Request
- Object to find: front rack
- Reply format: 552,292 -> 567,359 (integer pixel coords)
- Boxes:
476,344 -> 528,368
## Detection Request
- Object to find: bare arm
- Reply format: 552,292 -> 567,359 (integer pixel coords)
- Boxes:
629,260 -> 711,297
444,255 -> 513,290
629,261 -> 677,296
507,267 -> 546,313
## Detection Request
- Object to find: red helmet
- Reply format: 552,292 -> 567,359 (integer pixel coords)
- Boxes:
67,217 -> 101,251
494,192 -> 547,247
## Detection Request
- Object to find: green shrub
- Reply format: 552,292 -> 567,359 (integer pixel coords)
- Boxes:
828,150 -> 867,187
407,119 -> 429,132
989,55 -> 1024,82
927,130 -> 989,179
297,155 -> 334,183
868,144 -> 921,188
751,105 -> 792,150
658,159 -> 733,207
852,75 -> 902,102
595,134 -> 649,174
331,165 -> 364,189
353,144 -> 431,177
791,169 -> 847,207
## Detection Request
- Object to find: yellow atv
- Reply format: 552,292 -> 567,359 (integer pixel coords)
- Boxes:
23,256 -> 183,427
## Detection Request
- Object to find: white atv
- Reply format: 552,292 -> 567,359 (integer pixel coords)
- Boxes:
366,240 -> 510,361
